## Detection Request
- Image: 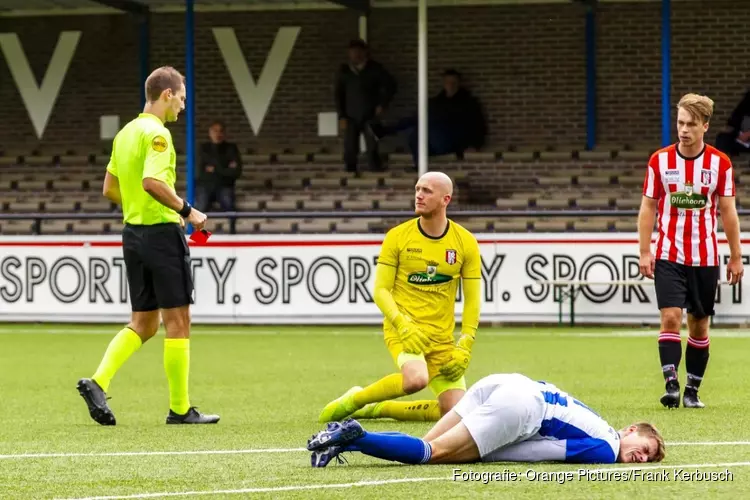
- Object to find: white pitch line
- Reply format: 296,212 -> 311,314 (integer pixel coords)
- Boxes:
0,447 -> 305,460
572,460 -> 750,475
668,441 -> 750,446
4,327 -> 750,338
546,331 -> 750,339
56,477 -> 446,500
1,440 -> 748,460
58,461 -> 750,500
0,328 -> 382,336
603,330 -> 750,338
0,328 -> 329,336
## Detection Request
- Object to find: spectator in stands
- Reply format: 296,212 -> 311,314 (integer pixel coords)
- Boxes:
335,39 -> 397,172
196,121 -> 242,232
715,89 -> 750,157
369,69 -> 486,169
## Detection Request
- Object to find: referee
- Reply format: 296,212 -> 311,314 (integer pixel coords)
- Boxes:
77,66 -> 219,425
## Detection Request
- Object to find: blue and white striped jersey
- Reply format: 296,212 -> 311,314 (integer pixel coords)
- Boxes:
536,380 -> 620,463
485,379 -> 620,464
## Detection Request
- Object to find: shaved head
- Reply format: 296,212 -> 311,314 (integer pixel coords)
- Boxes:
414,171 -> 453,218
419,171 -> 454,196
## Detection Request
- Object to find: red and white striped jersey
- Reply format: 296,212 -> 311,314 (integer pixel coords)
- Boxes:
642,143 -> 734,267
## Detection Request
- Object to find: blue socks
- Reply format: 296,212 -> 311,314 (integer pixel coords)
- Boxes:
344,431 -> 432,464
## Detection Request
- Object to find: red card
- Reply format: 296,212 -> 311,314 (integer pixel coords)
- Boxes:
189,229 -> 212,244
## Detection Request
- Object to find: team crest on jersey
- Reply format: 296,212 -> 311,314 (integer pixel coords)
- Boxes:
701,170 -> 712,185
445,249 -> 457,264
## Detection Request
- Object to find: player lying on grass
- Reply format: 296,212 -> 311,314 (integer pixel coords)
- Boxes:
318,171 -> 482,423
308,373 -> 665,467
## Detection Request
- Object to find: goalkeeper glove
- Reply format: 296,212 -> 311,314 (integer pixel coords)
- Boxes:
440,334 -> 475,381
396,318 -> 430,354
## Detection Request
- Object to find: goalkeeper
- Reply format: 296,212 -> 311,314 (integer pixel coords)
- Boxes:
318,171 -> 482,423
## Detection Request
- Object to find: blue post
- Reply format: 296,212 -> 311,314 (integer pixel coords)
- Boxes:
139,11 -> 150,108
661,0 -> 671,147
585,4 -> 596,151
185,0 -> 196,227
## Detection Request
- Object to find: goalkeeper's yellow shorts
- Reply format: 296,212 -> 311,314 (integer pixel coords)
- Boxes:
384,329 -> 467,397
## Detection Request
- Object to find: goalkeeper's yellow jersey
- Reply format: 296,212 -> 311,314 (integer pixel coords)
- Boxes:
376,218 -> 482,339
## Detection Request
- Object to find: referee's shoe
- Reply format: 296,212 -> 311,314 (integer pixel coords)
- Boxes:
166,407 -> 220,424
76,378 -> 116,426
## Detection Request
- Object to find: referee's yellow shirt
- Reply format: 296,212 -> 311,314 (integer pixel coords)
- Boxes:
106,113 -> 180,225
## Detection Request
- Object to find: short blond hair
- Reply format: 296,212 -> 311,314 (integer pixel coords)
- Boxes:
677,93 -> 714,124
633,422 -> 666,462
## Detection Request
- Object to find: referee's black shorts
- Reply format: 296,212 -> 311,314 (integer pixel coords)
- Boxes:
122,223 -> 194,312
654,259 -> 719,319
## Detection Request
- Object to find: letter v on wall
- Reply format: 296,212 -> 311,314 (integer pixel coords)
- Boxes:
212,27 -> 300,136
0,31 -> 81,139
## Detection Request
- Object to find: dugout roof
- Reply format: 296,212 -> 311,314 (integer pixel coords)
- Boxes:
0,0 -> 684,17
0,0 -> 361,16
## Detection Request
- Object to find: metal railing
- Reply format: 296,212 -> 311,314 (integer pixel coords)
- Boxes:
0,209 -> 645,222
2,207 -> 747,234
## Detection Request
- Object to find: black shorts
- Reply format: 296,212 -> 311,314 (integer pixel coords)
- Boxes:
654,259 -> 719,319
122,223 -> 194,312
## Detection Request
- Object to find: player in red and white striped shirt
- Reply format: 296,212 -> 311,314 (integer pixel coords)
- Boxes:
638,93 -> 743,410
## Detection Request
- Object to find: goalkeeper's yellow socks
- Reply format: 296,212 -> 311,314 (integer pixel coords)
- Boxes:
92,327 -> 142,392
352,373 -> 407,407
352,400 -> 441,421
350,375 -> 441,421
319,373 -> 409,423
164,338 -> 191,415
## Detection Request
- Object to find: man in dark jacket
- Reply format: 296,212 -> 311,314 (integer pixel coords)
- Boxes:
335,39 -> 397,172
370,69 -> 486,168
715,90 -> 750,157
196,121 -> 242,232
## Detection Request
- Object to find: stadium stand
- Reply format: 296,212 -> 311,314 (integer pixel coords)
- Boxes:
2,146 -> 748,235
1,0 -> 749,241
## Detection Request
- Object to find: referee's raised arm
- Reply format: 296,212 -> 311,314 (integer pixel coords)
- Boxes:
77,66 -> 219,427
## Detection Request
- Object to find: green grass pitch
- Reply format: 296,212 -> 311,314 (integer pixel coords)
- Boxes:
1,323 -> 748,499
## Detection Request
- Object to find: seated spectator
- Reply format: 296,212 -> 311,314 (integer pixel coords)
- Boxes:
196,121 -> 242,232
369,69 -> 486,168
715,89 -> 750,157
